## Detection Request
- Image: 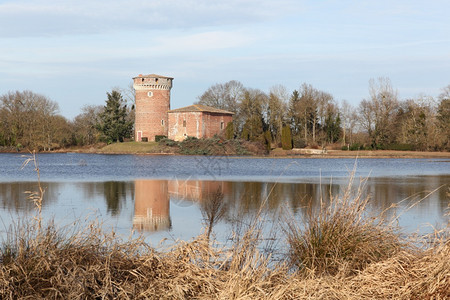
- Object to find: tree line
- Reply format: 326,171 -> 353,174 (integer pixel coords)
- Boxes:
197,78 -> 449,151
0,78 -> 449,151
0,89 -> 133,150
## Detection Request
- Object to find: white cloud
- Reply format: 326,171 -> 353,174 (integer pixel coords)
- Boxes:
0,0 -> 305,37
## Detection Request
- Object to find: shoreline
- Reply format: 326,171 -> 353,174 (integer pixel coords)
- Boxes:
2,147 -> 450,159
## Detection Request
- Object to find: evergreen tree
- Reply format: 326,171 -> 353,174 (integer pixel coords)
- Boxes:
97,90 -> 133,143
225,121 -> 234,140
281,125 -> 293,150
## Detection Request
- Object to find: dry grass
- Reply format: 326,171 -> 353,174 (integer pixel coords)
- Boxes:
1,217 -> 448,299
284,175 -> 405,277
0,156 -> 448,299
0,214 -> 449,299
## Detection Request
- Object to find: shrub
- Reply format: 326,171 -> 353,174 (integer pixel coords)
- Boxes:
263,131 -> 272,152
285,179 -> 403,276
385,144 -> 416,151
155,135 -> 167,142
281,126 -> 293,150
348,143 -> 364,151
292,135 -> 307,148
225,122 -> 234,140
158,138 -> 178,147
241,128 -> 250,141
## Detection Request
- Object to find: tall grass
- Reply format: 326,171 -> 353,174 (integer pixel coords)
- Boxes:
0,155 -> 448,298
284,175 -> 405,277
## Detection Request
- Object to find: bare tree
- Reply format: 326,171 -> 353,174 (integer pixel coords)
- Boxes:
196,80 -> 244,113
73,105 -> 104,145
0,90 -> 62,150
436,85 -> 450,150
340,100 -> 358,146
358,78 -> 399,148
267,85 -> 288,144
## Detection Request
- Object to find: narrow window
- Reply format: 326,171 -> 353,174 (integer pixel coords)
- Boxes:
161,119 -> 164,126
183,120 -> 186,127
147,91 -> 153,97
220,122 -> 224,130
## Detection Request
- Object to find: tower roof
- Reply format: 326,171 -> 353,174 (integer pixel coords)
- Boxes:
168,104 -> 234,115
133,74 -> 174,79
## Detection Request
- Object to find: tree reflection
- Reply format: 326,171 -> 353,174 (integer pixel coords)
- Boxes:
103,181 -> 129,215
0,182 -> 58,212
200,189 -> 227,240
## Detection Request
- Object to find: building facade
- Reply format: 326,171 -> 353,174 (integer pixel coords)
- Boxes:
134,74 -> 233,142
167,105 -> 234,141
133,74 -> 173,142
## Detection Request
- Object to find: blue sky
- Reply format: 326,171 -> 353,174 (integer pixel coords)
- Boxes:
0,0 -> 449,119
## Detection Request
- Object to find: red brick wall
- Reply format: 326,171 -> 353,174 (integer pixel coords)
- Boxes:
168,111 -> 232,141
134,76 -> 172,141
202,113 -> 233,139
168,111 -> 203,141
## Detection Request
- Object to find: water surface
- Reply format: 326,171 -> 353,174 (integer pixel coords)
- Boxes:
0,153 -> 448,246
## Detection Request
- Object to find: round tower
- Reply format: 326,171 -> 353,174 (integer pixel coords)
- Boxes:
133,74 -> 173,141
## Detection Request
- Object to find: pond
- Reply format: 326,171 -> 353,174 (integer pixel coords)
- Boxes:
0,153 -> 448,247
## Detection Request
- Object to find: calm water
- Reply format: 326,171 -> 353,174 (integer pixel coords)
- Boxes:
0,153 -> 448,246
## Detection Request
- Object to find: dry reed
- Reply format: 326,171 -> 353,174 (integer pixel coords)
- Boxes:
284,175 -> 405,277
0,156 -> 448,299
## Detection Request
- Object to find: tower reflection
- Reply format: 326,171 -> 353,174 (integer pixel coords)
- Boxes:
133,180 -> 171,232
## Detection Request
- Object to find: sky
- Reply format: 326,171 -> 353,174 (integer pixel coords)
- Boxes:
0,0 -> 449,119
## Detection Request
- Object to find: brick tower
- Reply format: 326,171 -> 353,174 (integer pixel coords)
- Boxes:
133,74 -> 173,141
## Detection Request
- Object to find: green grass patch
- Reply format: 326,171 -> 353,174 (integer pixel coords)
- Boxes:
99,141 -> 159,153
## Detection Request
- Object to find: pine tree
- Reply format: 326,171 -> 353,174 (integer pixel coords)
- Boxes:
97,90 -> 133,143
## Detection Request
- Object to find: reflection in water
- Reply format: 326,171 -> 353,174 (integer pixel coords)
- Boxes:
134,180 -> 171,232
103,181 -> 129,215
0,176 -> 448,237
168,180 -> 228,202
0,182 -> 58,212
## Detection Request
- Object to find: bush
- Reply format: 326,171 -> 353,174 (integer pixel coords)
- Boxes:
385,144 -> 416,151
225,122 -> 234,140
158,138 -> 178,147
263,131 -> 272,152
292,136 -> 307,148
347,143 -> 365,151
155,135 -> 167,142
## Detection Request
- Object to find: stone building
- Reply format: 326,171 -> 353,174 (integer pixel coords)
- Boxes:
167,104 -> 233,141
133,74 -> 233,142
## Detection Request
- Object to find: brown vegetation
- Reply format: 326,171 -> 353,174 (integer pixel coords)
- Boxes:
0,169 -> 448,299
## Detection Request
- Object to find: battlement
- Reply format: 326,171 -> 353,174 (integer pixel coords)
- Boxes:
133,74 -> 173,90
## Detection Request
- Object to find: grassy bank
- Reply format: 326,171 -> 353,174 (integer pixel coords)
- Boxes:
1,174 -> 448,299
98,141 -> 160,154
79,139 -> 450,158
94,137 -> 266,156
4,138 -> 450,158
